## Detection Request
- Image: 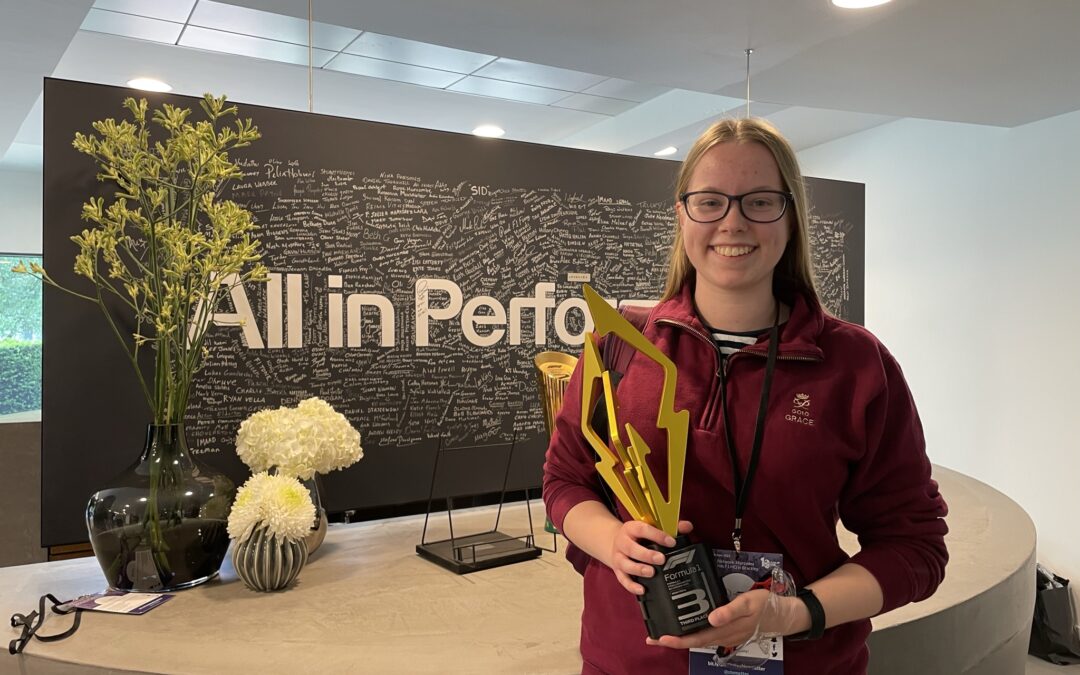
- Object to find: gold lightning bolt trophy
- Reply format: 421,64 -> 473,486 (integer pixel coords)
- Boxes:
579,284 -> 726,639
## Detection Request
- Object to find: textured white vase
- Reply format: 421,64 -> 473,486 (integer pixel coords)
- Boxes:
232,526 -> 308,592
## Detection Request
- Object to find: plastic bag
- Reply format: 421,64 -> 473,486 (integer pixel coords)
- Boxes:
1029,563 -> 1080,664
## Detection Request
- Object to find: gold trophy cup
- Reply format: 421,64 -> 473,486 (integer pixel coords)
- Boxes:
535,352 -> 578,436
535,351 -> 579,533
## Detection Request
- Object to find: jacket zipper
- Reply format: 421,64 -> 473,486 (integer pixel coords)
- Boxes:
735,352 -> 822,367
655,318 -> 724,428
655,318 -> 822,429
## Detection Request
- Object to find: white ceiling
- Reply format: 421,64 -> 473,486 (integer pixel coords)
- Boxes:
3,0 -> 1079,172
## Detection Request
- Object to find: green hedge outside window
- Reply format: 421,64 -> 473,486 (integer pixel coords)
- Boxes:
0,254 -> 42,416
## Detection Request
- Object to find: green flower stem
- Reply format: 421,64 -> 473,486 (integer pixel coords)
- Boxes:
142,427 -> 179,583
33,270 -> 97,303
89,268 -> 138,312
114,235 -> 155,280
14,93 -> 265,430
93,281 -> 154,413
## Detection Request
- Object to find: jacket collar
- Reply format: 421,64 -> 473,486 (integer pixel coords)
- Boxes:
649,278 -> 825,361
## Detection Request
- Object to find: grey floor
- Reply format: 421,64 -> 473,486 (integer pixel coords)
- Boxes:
1028,655 -> 1080,673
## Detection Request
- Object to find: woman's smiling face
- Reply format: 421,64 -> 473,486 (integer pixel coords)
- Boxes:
676,141 -> 791,300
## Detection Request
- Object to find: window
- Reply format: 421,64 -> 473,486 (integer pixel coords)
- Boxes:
0,253 -> 42,420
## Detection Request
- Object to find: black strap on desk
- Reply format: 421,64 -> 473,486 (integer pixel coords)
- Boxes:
8,593 -> 82,655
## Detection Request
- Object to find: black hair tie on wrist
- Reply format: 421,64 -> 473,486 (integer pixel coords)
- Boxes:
788,587 -> 826,642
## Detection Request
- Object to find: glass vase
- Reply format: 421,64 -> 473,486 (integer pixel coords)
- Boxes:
302,474 -> 328,555
85,424 -> 236,591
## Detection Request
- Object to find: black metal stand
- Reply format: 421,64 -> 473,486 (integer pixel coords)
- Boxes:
416,433 -> 544,574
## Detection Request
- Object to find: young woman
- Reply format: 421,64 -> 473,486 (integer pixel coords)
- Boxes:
543,118 -> 948,674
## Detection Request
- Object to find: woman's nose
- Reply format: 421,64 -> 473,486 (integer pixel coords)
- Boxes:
717,206 -> 749,232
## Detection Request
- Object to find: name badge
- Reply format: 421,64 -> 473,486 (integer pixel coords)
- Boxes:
688,549 -> 784,674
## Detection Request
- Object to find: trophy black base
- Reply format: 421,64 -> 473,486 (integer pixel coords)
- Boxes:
416,530 -> 541,574
633,535 -> 726,639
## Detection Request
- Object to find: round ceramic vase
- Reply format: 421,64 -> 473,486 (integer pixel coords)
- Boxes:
232,525 -> 308,592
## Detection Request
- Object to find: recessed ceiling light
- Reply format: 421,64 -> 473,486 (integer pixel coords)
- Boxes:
472,124 -> 505,138
127,78 -> 172,92
831,0 -> 892,8
654,146 -> 678,157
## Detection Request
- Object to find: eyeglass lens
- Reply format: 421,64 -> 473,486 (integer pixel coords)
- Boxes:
685,191 -> 786,223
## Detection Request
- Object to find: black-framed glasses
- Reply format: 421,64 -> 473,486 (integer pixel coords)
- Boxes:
679,190 -> 793,224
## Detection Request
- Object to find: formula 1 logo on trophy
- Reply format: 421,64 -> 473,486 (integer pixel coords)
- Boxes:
579,284 -> 726,639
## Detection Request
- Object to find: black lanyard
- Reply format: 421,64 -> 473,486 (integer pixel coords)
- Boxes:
718,305 -> 780,552
8,594 -> 82,655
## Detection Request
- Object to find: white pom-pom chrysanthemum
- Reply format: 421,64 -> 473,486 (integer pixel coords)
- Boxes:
234,397 -> 363,480
227,472 -> 316,544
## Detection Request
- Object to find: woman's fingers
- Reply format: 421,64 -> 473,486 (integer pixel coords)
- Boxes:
645,591 -> 766,650
650,626 -> 733,650
614,567 -> 645,595
611,520 -> 696,597
624,520 -> 677,547
646,621 -> 755,650
708,594 -> 756,628
612,550 -> 654,579
612,520 -> 674,569
617,538 -> 665,566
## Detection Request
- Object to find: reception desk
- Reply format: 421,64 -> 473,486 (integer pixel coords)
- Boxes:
0,466 -> 1034,674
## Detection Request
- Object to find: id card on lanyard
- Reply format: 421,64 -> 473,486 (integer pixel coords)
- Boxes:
688,550 -> 785,674
690,308 -> 784,674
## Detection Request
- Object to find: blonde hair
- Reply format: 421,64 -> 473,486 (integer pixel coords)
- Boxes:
660,117 -> 819,306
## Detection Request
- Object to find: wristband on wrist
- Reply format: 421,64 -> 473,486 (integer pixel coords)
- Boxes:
788,587 -> 826,641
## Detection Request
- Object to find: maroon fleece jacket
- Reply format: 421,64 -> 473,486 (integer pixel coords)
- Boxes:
543,284 -> 948,675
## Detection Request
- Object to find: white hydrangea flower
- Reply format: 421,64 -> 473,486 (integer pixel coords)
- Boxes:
235,408 -> 288,472
227,472 -> 316,544
234,397 -> 363,480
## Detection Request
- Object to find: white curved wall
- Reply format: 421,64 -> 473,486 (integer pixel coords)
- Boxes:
798,107 -> 1080,589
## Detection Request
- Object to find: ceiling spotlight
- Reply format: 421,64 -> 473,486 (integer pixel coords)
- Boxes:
127,78 -> 172,92
472,124 -> 505,138
831,0 -> 892,7
654,146 -> 678,157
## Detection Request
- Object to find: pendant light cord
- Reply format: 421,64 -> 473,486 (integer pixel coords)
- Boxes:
745,48 -> 753,118
308,0 -> 314,113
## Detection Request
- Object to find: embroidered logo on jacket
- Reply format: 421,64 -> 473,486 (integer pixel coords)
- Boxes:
785,393 -> 815,426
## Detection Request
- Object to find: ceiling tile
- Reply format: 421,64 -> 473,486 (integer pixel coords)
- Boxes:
552,93 -> 637,116
473,58 -> 606,92
324,53 -> 464,88
81,9 -> 183,45
91,0 -> 195,24
178,26 -> 336,68
582,78 -> 668,103
343,32 -> 495,74
447,76 -> 571,105
764,106 -> 898,152
188,0 -> 359,52
617,101 -> 792,159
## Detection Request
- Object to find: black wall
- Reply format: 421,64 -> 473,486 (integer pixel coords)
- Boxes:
41,78 -> 864,545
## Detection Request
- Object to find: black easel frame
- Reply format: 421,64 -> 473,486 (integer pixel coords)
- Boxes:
416,433 -> 546,574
